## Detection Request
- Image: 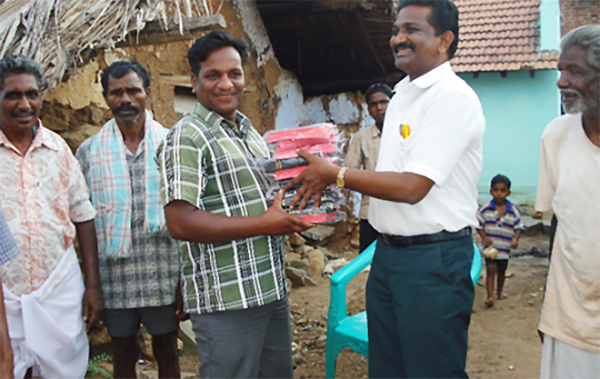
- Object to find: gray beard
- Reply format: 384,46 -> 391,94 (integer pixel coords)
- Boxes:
562,90 -> 599,115
562,97 -> 584,114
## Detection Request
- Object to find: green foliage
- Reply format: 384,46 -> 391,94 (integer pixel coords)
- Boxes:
86,352 -> 112,378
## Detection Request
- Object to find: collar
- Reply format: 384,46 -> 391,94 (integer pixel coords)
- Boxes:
490,198 -> 512,213
0,120 -> 59,154
193,102 -> 252,138
410,61 -> 453,89
370,124 -> 382,138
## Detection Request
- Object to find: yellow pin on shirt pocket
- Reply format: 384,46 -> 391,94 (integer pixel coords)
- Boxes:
399,124 -> 410,139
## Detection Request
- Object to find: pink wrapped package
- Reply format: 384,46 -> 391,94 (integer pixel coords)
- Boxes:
266,123 -> 335,144
275,143 -> 337,160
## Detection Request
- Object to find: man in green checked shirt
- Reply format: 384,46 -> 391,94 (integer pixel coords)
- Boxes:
156,31 -> 313,379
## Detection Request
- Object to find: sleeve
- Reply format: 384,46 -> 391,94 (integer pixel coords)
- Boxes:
343,133 -> 363,169
156,127 -> 207,209
74,138 -> 92,192
475,206 -> 485,230
404,91 -> 484,185
0,208 -> 19,265
535,135 -> 555,212
512,206 -> 525,231
67,146 -> 97,223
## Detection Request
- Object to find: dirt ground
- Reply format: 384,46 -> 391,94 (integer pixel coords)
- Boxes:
286,231 -> 550,379
89,222 -> 551,379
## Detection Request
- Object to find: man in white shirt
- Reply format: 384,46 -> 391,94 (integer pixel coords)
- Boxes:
535,24 -> 599,379
285,1 -> 485,377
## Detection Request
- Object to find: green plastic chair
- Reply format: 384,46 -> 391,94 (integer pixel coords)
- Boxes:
325,240 -> 482,379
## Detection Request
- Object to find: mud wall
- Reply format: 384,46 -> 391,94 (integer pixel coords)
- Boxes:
40,0 -> 287,151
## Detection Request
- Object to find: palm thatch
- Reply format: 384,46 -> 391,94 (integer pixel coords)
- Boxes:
0,0 -> 221,90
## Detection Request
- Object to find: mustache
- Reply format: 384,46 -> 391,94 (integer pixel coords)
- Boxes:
11,109 -> 36,118
112,104 -> 140,115
560,89 -> 580,98
393,42 -> 416,53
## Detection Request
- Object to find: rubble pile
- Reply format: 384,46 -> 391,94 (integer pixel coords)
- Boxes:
283,225 -> 355,289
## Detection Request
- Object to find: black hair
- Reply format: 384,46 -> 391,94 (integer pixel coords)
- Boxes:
101,60 -> 150,95
0,55 -> 45,91
365,83 -> 394,103
188,31 -> 250,75
491,174 -> 511,189
396,0 -> 460,59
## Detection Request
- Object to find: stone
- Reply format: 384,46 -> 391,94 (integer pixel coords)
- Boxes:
286,278 -> 292,293
42,114 -> 70,132
61,123 -> 101,150
290,258 -> 310,271
177,338 -> 184,352
138,330 -> 154,360
350,235 -> 360,249
285,240 -> 294,254
301,225 -> 335,242
318,246 -> 342,260
295,244 -> 314,258
322,258 -> 348,278
283,252 -> 302,267
308,249 -> 327,276
285,267 -> 317,286
138,370 -> 197,379
542,219 -> 553,234
521,215 -> 543,236
88,327 -> 111,346
288,233 -> 306,247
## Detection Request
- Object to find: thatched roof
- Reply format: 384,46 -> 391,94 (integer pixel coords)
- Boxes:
0,0 -> 222,90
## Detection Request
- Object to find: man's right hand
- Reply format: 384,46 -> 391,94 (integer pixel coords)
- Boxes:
259,190 -> 314,235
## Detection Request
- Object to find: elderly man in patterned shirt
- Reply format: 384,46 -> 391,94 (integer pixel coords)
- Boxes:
0,55 -> 102,378
1,208 -> 20,379
156,31 -> 313,379
76,60 -> 181,379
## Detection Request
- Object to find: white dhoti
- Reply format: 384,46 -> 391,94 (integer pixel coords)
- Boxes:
3,246 -> 89,379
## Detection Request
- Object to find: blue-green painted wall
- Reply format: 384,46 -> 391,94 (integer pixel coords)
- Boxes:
459,70 -> 560,204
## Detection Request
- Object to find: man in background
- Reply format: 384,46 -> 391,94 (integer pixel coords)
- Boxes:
535,24 -> 599,378
76,60 -> 182,379
0,55 -> 102,378
344,83 -> 393,252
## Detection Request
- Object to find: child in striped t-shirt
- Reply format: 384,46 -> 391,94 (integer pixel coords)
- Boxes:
476,174 -> 525,307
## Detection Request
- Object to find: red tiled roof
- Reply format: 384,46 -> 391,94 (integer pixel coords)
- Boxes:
451,0 -> 560,72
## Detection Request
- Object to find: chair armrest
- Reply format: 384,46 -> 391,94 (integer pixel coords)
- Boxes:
330,241 -> 376,287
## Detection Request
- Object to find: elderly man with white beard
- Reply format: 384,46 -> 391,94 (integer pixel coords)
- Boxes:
535,24 -> 600,379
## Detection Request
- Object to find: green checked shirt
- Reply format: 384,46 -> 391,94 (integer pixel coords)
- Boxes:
156,102 -> 286,314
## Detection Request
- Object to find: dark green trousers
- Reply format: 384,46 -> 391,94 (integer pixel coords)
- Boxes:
366,235 -> 475,378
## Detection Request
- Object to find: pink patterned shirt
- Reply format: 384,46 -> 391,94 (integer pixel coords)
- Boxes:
0,122 -> 96,296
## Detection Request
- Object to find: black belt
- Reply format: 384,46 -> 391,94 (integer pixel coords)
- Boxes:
381,227 -> 471,248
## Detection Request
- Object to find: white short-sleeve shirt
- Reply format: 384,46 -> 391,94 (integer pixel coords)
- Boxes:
535,113 -> 600,353
369,62 -> 485,236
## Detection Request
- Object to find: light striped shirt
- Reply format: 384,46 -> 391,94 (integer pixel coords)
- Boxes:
156,102 -> 285,314
343,125 -> 381,219
476,199 -> 525,258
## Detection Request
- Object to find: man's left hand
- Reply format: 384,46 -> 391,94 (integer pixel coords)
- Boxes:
283,150 -> 339,210
511,238 -> 518,249
82,288 -> 104,332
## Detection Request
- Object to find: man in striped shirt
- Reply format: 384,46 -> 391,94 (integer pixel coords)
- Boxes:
476,174 -> 524,307
156,31 -> 312,379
